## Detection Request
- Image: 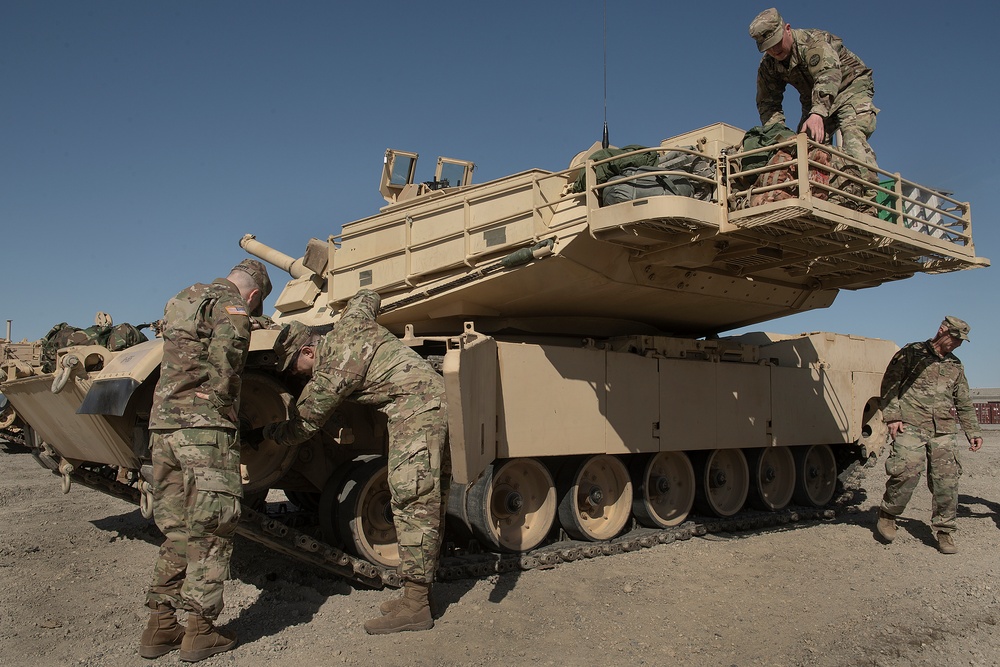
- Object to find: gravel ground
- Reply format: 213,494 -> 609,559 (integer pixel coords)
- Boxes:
1,431 -> 998,667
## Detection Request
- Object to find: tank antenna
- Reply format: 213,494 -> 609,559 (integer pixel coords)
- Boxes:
601,0 -> 609,149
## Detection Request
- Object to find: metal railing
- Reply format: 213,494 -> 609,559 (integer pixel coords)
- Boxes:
724,133 -> 973,247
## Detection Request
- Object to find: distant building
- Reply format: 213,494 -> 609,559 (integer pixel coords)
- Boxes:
971,388 -> 1000,429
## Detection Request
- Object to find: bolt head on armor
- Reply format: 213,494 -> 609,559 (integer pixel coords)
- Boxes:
749,7 -> 784,52
943,315 -> 971,342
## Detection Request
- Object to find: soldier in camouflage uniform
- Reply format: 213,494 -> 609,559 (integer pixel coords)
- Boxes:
255,288 -> 448,635
140,259 -> 271,662
876,316 -> 984,555
749,8 -> 879,190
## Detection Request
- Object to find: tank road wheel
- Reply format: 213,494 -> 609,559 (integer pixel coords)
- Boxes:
238,372 -> 296,493
746,446 -> 796,511
557,455 -> 633,541
792,444 -> 837,507
467,458 -> 557,553
692,448 -> 749,517
336,457 -> 400,568
630,451 -> 696,528
444,481 -> 475,542
0,399 -> 16,430
317,456 -> 371,541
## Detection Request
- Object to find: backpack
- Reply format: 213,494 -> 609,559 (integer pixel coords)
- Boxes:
735,123 -> 797,189
40,319 -> 148,373
602,147 -> 716,206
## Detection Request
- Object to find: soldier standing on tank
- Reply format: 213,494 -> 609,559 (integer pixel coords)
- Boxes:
139,259 -> 271,661
875,316 -> 983,554
248,288 -> 448,635
748,8 -> 879,194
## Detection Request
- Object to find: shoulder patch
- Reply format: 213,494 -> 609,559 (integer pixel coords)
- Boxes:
225,305 -> 248,316
809,53 -> 820,67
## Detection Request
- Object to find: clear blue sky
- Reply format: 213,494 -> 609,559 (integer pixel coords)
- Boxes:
2,2 -> 996,387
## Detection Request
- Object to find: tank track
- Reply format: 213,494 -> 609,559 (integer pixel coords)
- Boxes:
437,507 -> 834,580
66,466 -> 401,589
0,426 -> 26,447
65,465 -> 835,589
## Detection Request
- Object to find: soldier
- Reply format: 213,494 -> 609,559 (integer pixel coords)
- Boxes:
876,316 -> 984,554
249,288 -> 448,635
140,259 -> 271,661
748,8 -> 879,191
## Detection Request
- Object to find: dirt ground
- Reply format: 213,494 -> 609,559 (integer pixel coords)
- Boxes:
2,433 -> 999,667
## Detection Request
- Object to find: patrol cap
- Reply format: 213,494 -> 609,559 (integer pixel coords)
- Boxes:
276,320 -> 314,371
231,259 -> 272,316
942,315 -> 971,341
749,8 -> 785,52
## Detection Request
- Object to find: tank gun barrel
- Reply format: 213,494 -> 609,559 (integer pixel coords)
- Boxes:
240,234 -> 311,279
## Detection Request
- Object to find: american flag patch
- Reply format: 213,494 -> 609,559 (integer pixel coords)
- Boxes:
226,305 -> 248,316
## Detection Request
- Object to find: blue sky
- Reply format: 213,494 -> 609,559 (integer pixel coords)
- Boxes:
1,2 -> 996,387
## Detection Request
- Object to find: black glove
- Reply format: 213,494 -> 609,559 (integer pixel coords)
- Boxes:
242,427 -> 265,450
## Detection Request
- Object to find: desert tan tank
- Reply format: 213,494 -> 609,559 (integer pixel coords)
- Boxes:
0,321 -> 44,446
2,123 -> 989,585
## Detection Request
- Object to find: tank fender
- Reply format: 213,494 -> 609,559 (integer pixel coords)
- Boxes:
442,325 -> 498,486
76,329 -> 285,417
77,339 -> 163,416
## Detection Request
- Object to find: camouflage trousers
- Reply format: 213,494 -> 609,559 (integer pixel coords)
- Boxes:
824,78 -> 879,182
387,406 -> 450,585
145,428 -> 243,619
881,429 -> 963,533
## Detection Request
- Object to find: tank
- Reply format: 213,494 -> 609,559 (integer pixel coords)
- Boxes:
1,123 -> 989,586
0,320 -> 44,446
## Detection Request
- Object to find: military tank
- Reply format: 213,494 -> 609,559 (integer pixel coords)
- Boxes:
2,123 -> 988,586
0,321 -> 43,446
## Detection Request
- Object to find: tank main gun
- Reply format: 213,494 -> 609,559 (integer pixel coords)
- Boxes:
239,234 -> 314,280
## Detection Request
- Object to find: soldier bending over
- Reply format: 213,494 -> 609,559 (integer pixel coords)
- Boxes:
749,8 -> 879,195
252,288 -> 448,634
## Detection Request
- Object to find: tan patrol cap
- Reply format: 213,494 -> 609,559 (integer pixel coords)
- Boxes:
276,321 -> 314,371
749,8 -> 785,52
943,315 -> 971,341
232,259 -> 272,316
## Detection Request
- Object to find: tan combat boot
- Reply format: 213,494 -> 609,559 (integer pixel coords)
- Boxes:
364,581 -> 434,634
379,590 -> 406,615
937,532 -> 957,555
876,509 -> 897,542
139,603 -> 185,659
178,613 -> 237,662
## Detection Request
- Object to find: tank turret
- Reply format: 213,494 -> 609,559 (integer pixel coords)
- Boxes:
248,123 -> 987,339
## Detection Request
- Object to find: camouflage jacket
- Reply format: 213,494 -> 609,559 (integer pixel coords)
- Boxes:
880,340 -> 981,438
756,28 -> 873,128
265,289 -> 445,447
149,279 -> 252,430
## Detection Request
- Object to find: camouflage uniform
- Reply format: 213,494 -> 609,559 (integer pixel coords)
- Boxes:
879,340 -> 981,533
265,289 -> 448,584
146,278 -> 252,619
756,27 -> 879,178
